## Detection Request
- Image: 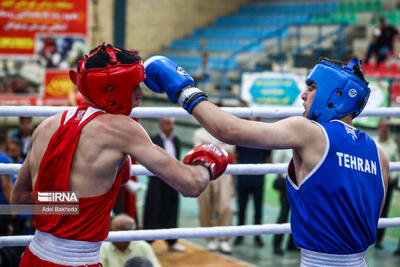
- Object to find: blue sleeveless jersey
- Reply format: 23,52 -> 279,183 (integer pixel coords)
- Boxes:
286,120 -> 385,254
0,152 -> 12,204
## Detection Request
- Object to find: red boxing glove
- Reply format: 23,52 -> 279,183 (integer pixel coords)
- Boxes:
183,143 -> 229,180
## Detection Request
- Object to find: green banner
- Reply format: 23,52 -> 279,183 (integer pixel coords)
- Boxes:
241,72 -> 305,107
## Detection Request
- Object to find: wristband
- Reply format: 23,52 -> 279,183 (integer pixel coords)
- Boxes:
177,86 -> 208,113
192,161 -> 214,181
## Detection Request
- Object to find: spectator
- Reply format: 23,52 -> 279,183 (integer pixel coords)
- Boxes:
233,117 -> 271,248
7,138 -> 24,232
0,127 -> 17,265
0,247 -> 20,267
100,214 -> 161,267
12,117 -> 33,159
0,127 -> 12,206
143,117 -> 186,252
7,139 -> 22,164
124,257 -> 153,267
373,119 -> 399,249
40,37 -> 59,68
194,127 -> 235,254
238,99 -> 248,108
192,52 -> 211,87
364,17 -> 398,64
272,149 -> 297,255
7,138 -> 34,236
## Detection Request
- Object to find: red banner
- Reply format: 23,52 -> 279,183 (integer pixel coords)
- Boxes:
0,0 -> 88,55
45,70 -> 74,97
0,95 -> 37,105
0,0 -> 88,106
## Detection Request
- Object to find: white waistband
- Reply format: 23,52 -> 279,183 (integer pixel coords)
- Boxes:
29,230 -> 101,266
301,249 -> 368,267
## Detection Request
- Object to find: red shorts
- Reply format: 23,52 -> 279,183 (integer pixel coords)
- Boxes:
19,247 -> 103,267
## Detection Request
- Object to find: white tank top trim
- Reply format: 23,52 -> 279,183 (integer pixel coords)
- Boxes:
300,248 -> 367,267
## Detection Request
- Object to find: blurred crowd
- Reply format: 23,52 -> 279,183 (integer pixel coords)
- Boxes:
37,36 -> 86,69
0,36 -> 87,96
365,16 -> 398,65
0,59 -> 44,95
0,117 -> 34,266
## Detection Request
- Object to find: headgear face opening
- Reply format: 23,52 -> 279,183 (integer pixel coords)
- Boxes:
69,44 -> 145,115
305,58 -> 370,122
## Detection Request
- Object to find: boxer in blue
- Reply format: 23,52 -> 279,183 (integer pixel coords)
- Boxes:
143,56 -> 389,266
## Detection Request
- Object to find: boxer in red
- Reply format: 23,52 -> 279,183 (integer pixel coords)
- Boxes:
11,44 -> 228,267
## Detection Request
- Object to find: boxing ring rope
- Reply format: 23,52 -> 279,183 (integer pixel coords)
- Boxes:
1,218 -> 400,247
1,105 -> 400,248
1,162 -> 400,176
2,106 -> 400,118
1,161 -> 400,247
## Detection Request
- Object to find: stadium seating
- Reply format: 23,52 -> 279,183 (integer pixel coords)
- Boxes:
388,62 -> 400,79
164,1 -> 337,71
164,1 -> 396,74
363,61 -> 400,79
158,54 -> 238,71
338,0 -> 381,12
204,40 -> 264,53
169,39 -> 201,51
158,0 -> 400,103
238,2 -> 337,15
381,9 -> 400,25
312,1 -> 400,25
216,15 -> 310,26
391,82 -> 400,103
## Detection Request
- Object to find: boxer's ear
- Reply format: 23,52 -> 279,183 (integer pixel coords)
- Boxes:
69,70 -> 78,85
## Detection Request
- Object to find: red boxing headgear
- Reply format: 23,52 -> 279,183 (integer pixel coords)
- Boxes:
69,44 -> 145,115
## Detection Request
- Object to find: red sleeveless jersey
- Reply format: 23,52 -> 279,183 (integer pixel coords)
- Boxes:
33,103 -> 130,242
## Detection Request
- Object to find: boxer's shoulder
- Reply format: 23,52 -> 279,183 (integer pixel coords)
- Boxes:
32,113 -> 63,142
89,113 -> 142,134
83,113 -> 146,149
37,112 -> 62,130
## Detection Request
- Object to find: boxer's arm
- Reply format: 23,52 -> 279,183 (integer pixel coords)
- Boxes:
142,56 -> 321,150
191,101 -> 322,150
110,116 -> 210,197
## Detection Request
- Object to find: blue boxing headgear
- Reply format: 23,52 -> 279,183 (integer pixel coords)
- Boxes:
306,58 -> 370,122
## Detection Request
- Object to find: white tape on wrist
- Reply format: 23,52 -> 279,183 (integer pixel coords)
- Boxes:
178,87 -> 202,106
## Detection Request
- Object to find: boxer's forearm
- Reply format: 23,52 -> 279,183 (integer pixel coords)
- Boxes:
192,101 -> 241,145
192,101 -> 317,150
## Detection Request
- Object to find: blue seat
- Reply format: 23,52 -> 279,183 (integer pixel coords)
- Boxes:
157,54 -> 238,71
216,15 -> 287,26
185,67 -> 198,76
238,2 -> 339,15
169,39 -> 201,51
161,54 -> 202,69
160,1 -> 324,72
209,56 -> 238,70
194,26 -> 285,39
203,40 -> 264,53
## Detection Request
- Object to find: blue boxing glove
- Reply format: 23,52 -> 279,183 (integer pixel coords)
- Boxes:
143,56 -> 208,113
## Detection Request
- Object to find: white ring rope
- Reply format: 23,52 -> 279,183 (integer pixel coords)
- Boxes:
1,162 -> 400,176
1,105 -> 399,248
1,106 -> 400,118
0,218 -> 399,247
